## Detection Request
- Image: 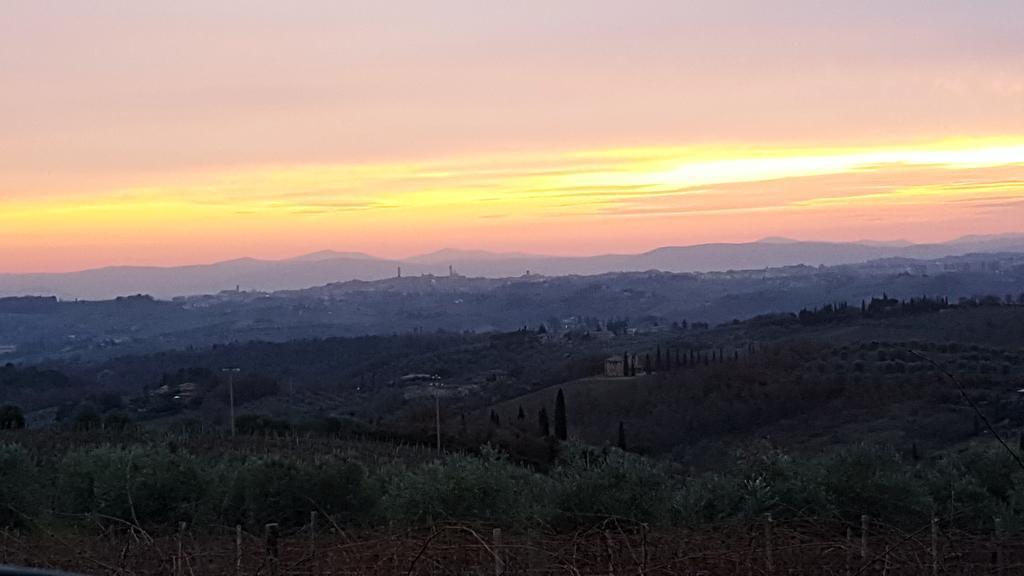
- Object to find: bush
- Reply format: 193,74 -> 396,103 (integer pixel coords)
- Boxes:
673,445 -> 829,525
926,448 -> 1024,532
821,445 -> 931,526
0,405 -> 25,430
383,446 -> 551,528
552,443 -> 676,527
56,446 -> 206,526
0,443 -> 39,527
214,455 -> 378,529
70,402 -> 102,431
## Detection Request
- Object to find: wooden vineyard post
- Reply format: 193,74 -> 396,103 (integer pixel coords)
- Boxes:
235,525 -> 243,576
764,513 -> 774,576
995,517 -> 1004,576
603,529 -> 615,576
310,511 -> 319,575
931,517 -> 939,576
845,526 -> 852,576
641,523 -> 649,576
526,529 -> 539,574
860,515 -> 869,561
493,528 -> 504,576
176,521 -> 187,576
266,523 -> 280,576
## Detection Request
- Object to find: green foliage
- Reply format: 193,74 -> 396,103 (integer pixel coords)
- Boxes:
215,455 -> 377,529
14,431 -> 1024,535
820,444 -> 931,526
0,443 -> 39,527
0,405 -> 25,430
926,447 -> 1024,532
56,446 -> 205,525
70,402 -> 102,431
383,446 -> 552,528
552,442 -> 676,527
673,445 -> 829,525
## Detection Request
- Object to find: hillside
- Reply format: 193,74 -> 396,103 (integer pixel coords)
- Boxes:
3,252 -> 1024,364
3,235 -> 1023,299
483,306 -> 1024,467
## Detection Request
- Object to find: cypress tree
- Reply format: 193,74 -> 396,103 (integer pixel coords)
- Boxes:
538,407 -> 550,437
554,389 -> 568,440
617,421 -> 627,451
655,346 -> 663,371
517,405 -> 525,421
623,351 -> 630,377
644,354 -> 652,374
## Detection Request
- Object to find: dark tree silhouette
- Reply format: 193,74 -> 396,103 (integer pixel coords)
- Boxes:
617,421 -> 627,451
517,405 -> 526,421
538,407 -> 550,437
644,354 -> 652,374
0,405 -> 25,430
554,389 -> 568,441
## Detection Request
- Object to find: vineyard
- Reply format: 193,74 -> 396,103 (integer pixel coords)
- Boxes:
2,518 -> 1022,575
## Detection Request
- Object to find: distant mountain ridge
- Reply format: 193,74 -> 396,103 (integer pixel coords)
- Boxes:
2,234 -> 1023,300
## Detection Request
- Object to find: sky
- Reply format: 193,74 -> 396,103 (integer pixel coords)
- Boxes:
2,1 -> 1023,273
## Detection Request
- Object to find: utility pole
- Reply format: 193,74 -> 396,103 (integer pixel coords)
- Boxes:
434,389 -> 442,455
222,367 -> 241,437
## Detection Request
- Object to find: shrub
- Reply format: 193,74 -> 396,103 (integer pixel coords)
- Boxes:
56,446 -> 206,526
0,443 -> 39,527
0,405 -> 25,430
821,445 -> 931,526
215,455 -> 378,529
552,443 -> 676,527
383,446 -> 551,528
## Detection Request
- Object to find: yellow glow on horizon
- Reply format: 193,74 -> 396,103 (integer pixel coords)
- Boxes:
3,137 -> 1024,272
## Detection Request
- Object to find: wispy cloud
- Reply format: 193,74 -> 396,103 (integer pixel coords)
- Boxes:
2,138 -> 1024,271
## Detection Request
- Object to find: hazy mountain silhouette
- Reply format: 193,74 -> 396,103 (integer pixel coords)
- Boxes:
2,235 -> 1023,300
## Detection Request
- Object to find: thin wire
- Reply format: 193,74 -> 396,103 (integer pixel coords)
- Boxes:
910,349 -> 1024,473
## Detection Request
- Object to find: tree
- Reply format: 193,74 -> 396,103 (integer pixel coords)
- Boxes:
617,421 -> 627,451
517,405 -> 526,421
71,402 -> 101,431
554,389 -> 567,441
0,405 -> 25,430
655,346 -> 663,371
103,412 -> 132,431
644,354 -> 652,374
538,407 -> 550,437
537,324 -> 547,334
623,351 -> 630,377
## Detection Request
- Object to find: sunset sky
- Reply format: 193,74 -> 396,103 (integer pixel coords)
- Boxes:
2,1 -> 1023,273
